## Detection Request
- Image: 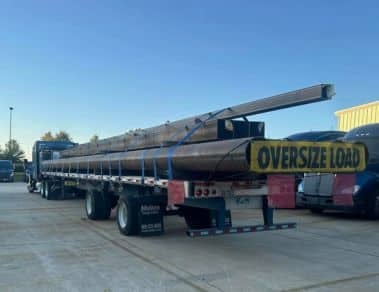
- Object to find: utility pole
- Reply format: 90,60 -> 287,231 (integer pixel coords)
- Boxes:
9,107 -> 14,146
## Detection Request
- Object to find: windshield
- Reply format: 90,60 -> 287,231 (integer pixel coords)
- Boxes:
343,124 -> 379,169
0,160 -> 13,169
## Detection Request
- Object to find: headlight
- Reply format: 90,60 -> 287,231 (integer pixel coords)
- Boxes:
298,180 -> 304,193
10,172 -> 14,177
353,185 -> 360,195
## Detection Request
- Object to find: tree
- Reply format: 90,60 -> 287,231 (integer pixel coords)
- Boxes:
41,131 -> 54,141
1,139 -> 25,163
90,134 -> 99,143
41,131 -> 72,141
55,131 -> 72,141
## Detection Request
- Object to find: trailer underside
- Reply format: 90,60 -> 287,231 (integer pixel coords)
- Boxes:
37,171 -> 296,237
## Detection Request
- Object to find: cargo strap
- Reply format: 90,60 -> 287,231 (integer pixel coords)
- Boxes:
141,149 -> 148,184
152,124 -> 186,181
167,108 -> 228,180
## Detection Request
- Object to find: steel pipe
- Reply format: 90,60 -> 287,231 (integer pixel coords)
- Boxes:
61,84 -> 334,157
43,138 -> 252,178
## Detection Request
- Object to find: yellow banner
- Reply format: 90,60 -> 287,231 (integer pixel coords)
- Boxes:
250,140 -> 367,173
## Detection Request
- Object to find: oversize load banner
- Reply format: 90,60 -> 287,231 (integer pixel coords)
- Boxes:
250,141 -> 367,173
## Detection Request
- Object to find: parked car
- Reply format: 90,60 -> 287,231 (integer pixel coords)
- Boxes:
0,160 -> 14,182
297,123 -> 379,218
282,130 -> 346,208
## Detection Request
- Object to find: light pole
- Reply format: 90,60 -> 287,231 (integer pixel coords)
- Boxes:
9,107 -> 14,145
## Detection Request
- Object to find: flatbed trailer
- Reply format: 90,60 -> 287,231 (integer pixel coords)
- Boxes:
39,138 -> 367,237
31,84 -> 368,237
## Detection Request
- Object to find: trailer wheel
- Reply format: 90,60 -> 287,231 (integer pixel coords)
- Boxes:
183,207 -> 212,229
117,197 -> 138,236
85,190 -> 112,220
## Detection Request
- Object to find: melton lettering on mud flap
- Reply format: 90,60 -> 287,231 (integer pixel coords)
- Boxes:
250,141 -> 367,173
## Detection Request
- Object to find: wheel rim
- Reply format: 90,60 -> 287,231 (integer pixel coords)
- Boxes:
86,193 -> 93,215
118,201 -> 128,229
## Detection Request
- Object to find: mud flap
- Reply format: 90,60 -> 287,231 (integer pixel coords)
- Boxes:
138,195 -> 166,236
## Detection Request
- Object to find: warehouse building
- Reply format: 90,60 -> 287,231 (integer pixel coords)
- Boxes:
335,101 -> 379,131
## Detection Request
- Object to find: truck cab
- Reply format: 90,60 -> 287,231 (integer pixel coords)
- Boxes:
284,130 -> 346,208
27,140 -> 76,192
297,124 -> 379,218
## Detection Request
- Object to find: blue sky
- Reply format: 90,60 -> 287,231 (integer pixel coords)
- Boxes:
1,0 -> 378,159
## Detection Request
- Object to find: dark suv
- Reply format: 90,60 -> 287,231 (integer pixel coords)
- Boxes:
297,123 -> 379,218
0,160 -> 14,182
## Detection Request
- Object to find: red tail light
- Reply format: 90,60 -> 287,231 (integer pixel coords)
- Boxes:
203,189 -> 209,196
195,189 -> 202,197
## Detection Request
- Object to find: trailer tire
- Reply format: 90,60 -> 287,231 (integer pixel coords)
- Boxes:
183,207 -> 213,229
117,197 -> 138,236
85,190 -> 112,220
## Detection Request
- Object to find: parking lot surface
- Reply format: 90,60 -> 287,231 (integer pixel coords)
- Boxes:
1,183 -> 379,291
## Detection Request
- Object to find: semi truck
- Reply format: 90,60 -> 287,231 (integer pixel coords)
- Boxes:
297,123 -> 379,218
28,84 -> 368,237
27,140 -> 76,193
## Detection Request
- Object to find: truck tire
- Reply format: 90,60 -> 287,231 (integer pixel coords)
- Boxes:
45,181 -> 52,200
45,180 -> 63,200
27,180 -> 36,193
85,190 -> 112,220
117,197 -> 138,236
365,190 -> 379,219
40,181 -> 46,198
183,207 -> 212,229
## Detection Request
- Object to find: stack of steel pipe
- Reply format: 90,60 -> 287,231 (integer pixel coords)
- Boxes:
61,84 -> 334,158
43,84 -> 335,179
42,138 -> 252,179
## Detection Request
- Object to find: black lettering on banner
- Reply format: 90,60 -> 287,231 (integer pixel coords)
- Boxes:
352,148 -> 360,167
345,148 -> 352,167
281,146 -> 289,169
336,148 -> 345,168
311,147 -> 320,168
299,147 -> 307,168
307,147 -> 312,168
270,146 -> 280,169
289,146 -> 298,168
257,146 -> 270,169
330,148 -> 336,168
320,147 -> 327,168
